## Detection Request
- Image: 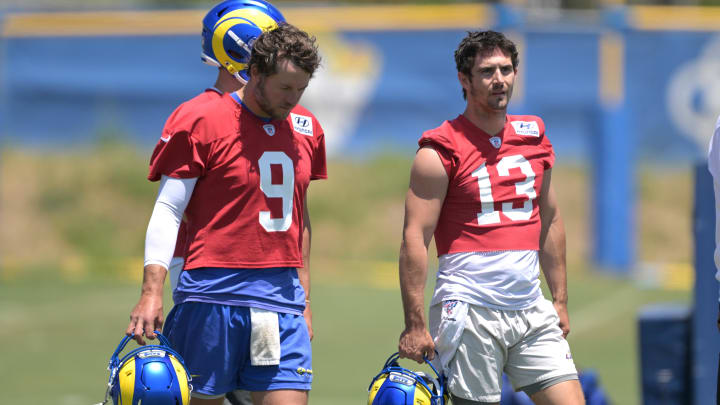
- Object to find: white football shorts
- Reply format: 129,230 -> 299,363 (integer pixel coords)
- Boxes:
429,299 -> 578,403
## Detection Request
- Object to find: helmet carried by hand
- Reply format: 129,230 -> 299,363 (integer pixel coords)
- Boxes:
99,332 -> 192,405
368,352 -> 448,405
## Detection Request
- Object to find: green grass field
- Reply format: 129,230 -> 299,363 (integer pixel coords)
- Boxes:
0,145 -> 693,404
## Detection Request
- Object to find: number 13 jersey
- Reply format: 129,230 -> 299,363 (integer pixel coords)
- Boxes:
419,114 -> 554,256
148,93 -> 327,270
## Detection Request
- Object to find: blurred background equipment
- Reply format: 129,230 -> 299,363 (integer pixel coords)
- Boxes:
0,1 -> 717,404
637,304 -> 692,404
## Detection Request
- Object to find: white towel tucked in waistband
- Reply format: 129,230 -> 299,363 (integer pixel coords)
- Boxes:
249,307 -> 281,366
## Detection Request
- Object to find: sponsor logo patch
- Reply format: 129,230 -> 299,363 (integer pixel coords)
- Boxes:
160,135 -> 171,143
137,349 -> 166,359
389,372 -> 414,386
443,300 -> 459,320
263,124 -> 275,136
510,121 -> 540,137
296,367 -> 313,375
290,113 -> 313,136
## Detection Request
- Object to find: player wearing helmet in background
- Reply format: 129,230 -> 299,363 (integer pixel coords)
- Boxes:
126,6 -> 324,405
397,30 -> 585,404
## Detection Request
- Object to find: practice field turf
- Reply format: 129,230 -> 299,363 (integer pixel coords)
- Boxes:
0,146 -> 693,404
0,270 -> 689,404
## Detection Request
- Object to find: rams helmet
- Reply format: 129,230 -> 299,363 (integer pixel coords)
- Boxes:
368,352 -> 448,405
201,0 -> 286,83
99,333 -> 192,405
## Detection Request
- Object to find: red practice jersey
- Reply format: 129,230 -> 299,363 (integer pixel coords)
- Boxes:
148,93 -> 327,269
161,88 -> 224,259
419,114 -> 554,255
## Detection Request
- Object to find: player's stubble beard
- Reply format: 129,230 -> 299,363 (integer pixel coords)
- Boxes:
254,75 -> 293,120
473,80 -> 514,112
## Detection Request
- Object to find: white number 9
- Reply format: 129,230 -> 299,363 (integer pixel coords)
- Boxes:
258,151 -> 294,232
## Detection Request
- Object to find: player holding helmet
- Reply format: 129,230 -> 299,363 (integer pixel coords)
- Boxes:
397,30 -> 585,404
166,0 -> 286,295
161,4 -> 289,404
126,4 -> 324,404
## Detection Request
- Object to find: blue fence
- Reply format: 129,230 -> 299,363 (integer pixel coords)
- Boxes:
2,5 -> 718,159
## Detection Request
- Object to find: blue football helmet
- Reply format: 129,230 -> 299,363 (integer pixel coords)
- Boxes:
200,0 -> 286,83
98,332 -> 192,405
368,352 -> 448,405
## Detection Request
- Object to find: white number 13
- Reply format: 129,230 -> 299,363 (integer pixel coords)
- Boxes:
470,154 -> 536,225
258,151 -> 294,232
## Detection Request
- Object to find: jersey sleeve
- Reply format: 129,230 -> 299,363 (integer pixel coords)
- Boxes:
537,117 -> 555,170
311,118 -> 328,180
148,112 -> 211,182
418,128 -> 457,179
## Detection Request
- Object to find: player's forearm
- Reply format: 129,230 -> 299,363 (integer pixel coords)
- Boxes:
539,217 -> 568,304
298,264 -> 311,304
299,206 -> 312,302
399,234 -> 429,330
141,264 -> 168,297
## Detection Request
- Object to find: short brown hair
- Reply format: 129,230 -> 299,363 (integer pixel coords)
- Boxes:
455,30 -> 518,99
248,23 -> 321,78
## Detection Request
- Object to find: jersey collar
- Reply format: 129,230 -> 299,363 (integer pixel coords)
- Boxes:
230,92 -> 273,123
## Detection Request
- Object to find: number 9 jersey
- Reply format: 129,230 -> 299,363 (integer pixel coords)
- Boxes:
419,114 -> 554,256
148,93 -> 327,270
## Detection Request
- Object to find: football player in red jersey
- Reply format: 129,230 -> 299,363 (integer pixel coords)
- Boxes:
127,23 -> 324,405
165,0 -> 286,299
397,31 -> 585,404
159,4 -> 289,404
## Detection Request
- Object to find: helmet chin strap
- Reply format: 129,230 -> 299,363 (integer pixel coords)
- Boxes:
233,71 -> 248,84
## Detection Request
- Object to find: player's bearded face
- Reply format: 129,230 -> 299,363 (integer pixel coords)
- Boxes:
466,49 -> 516,111
253,59 -> 311,120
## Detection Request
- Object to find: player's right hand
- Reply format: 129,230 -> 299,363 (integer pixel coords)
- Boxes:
126,293 -> 164,346
398,327 -> 435,364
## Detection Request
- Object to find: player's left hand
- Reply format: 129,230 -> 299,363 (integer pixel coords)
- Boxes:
553,301 -> 571,338
303,302 -> 314,341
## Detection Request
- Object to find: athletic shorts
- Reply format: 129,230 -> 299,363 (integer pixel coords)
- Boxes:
163,301 -> 312,396
429,299 -> 578,403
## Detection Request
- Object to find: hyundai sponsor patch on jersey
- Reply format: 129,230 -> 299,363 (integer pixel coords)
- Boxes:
290,113 -> 313,136
510,121 -> 540,137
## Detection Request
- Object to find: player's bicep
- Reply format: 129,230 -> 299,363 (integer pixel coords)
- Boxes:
144,176 -> 198,269
404,147 -> 449,246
